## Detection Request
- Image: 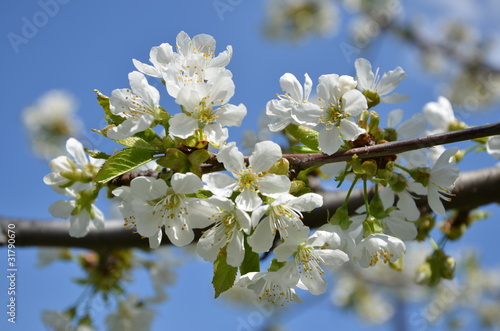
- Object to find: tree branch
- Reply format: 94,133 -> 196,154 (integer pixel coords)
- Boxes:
108,122 -> 500,187
2,166 -> 500,249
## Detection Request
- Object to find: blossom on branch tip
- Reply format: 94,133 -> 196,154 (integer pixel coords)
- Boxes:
133,31 -> 233,98
202,141 -> 291,211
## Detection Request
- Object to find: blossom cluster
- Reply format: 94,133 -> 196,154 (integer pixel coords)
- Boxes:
43,31 -> 484,307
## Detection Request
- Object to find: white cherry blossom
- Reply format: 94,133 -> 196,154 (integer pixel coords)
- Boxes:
380,174 -> 427,222
112,173 -> 204,247
237,260 -> 301,305
43,138 -> 103,194
274,230 -> 349,295
426,147 -> 460,215
48,189 -> 104,238
202,141 -> 290,211
312,223 -> 357,256
133,31 -> 233,98
248,193 -> 322,253
189,196 -> 252,267
354,58 -> 409,104
423,96 -> 456,134
292,73 -> 367,155
266,73 -> 321,132
169,76 -> 246,146
486,135 -> 500,159
352,234 -> 406,268
107,71 -> 162,140
387,108 -> 427,139
105,295 -> 155,331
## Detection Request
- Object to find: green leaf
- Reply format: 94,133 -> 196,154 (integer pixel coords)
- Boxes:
156,148 -> 189,172
239,238 -> 260,275
212,247 -> 238,298
114,136 -> 163,151
95,148 -> 155,184
94,90 -> 124,125
188,149 -> 211,176
286,124 -> 319,150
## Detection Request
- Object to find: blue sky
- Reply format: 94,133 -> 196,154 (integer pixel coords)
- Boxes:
1,0 -> 500,330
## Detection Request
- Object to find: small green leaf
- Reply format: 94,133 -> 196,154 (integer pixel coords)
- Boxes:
286,124 -> 319,150
212,247 -> 238,298
95,148 -> 155,184
239,238 -> 260,275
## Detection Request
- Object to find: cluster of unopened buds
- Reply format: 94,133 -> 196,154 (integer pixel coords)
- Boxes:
44,31 -> 469,305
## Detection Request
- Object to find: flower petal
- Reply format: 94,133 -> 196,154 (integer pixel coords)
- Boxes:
168,113 -> 198,139
217,142 -> 244,172
171,172 -> 203,194
250,141 -> 283,173
259,174 -> 291,195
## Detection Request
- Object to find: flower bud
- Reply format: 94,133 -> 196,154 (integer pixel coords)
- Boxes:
441,256 -> 456,280
363,90 -> 381,108
268,158 -> 290,175
361,159 -> 378,177
415,261 -> 432,285
368,111 -> 380,134
415,214 -> 435,241
383,127 -> 398,142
